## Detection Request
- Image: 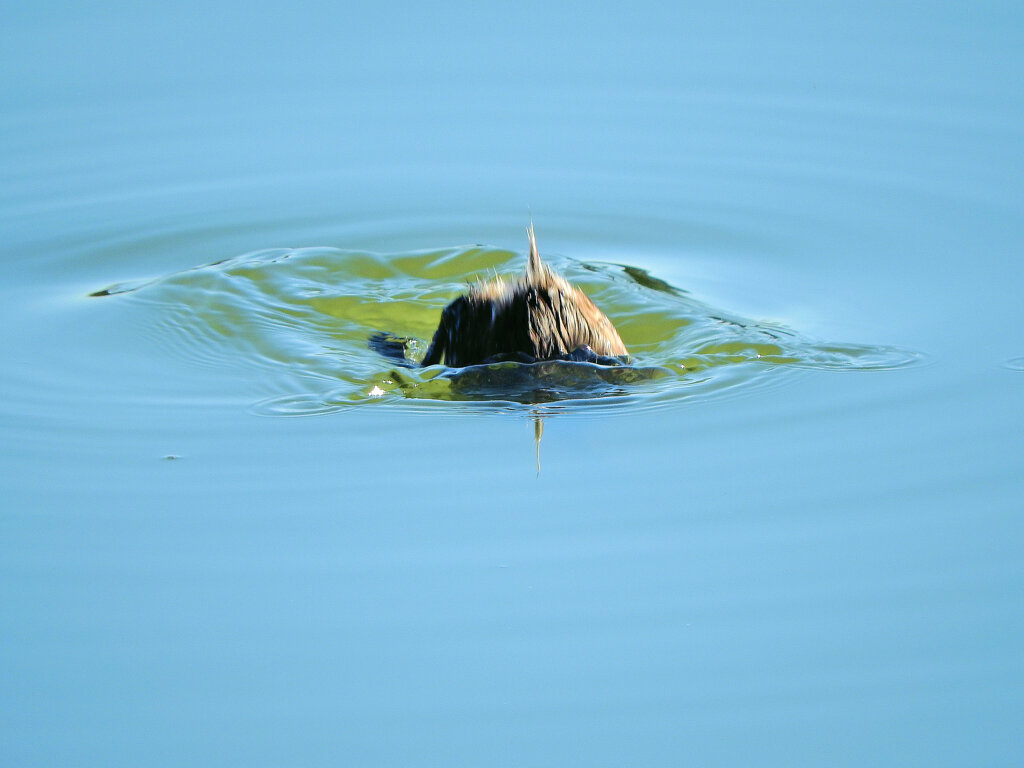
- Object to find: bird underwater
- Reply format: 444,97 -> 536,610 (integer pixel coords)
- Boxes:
419,224 -> 629,368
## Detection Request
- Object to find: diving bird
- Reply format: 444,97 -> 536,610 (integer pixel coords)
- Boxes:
421,224 -> 628,367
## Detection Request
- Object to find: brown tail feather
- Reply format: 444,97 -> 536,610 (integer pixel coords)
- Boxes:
526,221 -> 541,281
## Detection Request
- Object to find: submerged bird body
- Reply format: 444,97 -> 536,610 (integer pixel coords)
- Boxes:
421,225 -> 628,368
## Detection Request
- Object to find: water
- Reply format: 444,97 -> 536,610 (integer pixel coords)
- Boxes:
2,3 -> 1023,766
89,241 -> 916,414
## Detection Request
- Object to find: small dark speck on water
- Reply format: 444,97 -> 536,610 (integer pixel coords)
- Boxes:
163,455 -> 181,461
623,266 -> 685,296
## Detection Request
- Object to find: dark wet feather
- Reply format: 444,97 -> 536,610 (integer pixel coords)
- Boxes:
422,225 -> 628,367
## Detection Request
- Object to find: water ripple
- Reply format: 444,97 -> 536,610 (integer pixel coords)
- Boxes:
93,243 -> 920,416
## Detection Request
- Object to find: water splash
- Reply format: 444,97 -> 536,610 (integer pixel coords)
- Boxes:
92,244 -> 920,415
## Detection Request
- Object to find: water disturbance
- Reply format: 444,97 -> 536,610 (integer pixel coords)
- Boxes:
92,241 -> 919,416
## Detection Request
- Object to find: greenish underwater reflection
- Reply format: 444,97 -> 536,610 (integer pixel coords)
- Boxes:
93,244 -> 919,415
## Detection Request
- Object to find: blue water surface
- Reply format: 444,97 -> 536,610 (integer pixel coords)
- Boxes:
2,2 -> 1023,766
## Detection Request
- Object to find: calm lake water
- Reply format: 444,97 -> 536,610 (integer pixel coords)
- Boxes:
2,3 -> 1023,766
